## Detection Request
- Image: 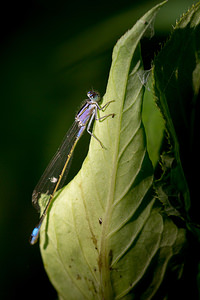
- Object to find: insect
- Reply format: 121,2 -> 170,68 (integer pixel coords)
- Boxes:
30,91 -> 114,245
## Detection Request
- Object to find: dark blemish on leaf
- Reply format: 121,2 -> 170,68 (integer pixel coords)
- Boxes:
99,217 -> 102,224
91,235 -> 98,252
76,274 -> 81,280
130,282 -> 134,287
108,249 -> 113,269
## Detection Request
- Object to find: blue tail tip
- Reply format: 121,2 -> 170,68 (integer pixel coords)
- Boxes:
29,227 -> 40,245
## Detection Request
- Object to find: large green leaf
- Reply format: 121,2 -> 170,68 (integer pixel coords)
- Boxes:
153,2 -> 200,220
39,2 -> 186,299
153,3 -> 200,298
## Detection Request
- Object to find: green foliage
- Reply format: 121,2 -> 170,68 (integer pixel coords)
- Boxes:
142,75 -> 165,167
38,1 -> 200,299
153,2 -> 200,223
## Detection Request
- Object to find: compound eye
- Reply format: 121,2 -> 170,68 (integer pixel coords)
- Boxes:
87,90 -> 100,101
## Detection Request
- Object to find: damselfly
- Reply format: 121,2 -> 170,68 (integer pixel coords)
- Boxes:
30,91 -> 114,245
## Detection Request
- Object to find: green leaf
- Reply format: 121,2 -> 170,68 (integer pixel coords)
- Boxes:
39,2 -> 186,299
153,2 -> 200,220
152,3 -> 200,298
142,74 -> 165,168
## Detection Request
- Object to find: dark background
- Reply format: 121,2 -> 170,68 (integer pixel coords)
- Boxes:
0,0 -> 196,299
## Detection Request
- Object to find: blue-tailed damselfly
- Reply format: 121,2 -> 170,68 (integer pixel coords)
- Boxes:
30,91 -> 114,245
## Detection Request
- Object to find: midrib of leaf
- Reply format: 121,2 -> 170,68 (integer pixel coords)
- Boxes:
99,45 -> 140,300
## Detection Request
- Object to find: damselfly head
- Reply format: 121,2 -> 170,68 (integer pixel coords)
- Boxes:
87,90 -> 100,102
